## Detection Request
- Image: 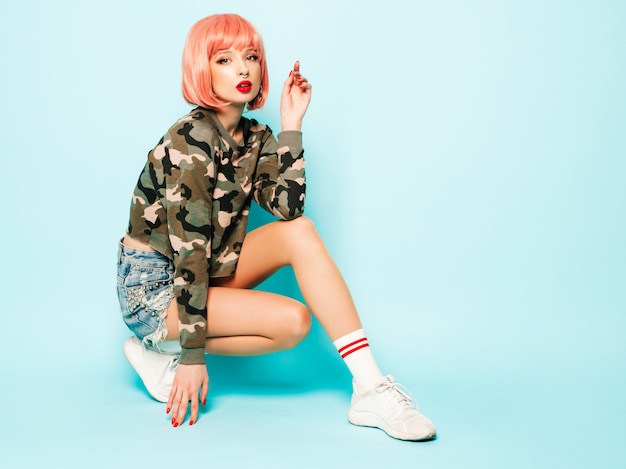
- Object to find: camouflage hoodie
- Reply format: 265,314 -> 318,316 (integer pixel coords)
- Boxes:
126,108 -> 306,365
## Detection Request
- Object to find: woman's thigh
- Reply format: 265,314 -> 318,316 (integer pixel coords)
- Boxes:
164,286 -> 310,342
211,217 -> 317,290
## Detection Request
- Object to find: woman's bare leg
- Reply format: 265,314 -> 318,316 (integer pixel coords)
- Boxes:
164,287 -> 311,355
212,216 -> 363,342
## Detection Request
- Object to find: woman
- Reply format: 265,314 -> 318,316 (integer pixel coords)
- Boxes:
117,13 -> 436,441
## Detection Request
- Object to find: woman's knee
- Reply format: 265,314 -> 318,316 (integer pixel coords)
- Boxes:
279,216 -> 322,249
286,215 -> 316,233
279,301 -> 312,349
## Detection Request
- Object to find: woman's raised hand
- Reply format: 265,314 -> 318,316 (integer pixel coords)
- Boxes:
166,363 -> 209,427
280,60 -> 312,132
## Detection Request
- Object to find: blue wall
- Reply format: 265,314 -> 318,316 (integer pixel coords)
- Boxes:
1,1 -> 624,467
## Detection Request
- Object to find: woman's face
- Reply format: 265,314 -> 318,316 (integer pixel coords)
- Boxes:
209,47 -> 262,106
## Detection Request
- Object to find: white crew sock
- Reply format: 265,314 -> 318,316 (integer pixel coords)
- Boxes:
333,328 -> 384,392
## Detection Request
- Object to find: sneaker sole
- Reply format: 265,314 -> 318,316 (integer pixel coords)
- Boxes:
348,409 -> 437,441
123,337 -> 170,403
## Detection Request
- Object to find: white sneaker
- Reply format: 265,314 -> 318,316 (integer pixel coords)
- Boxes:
123,336 -> 179,403
348,375 -> 437,441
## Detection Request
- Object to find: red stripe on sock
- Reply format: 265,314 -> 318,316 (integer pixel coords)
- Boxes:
337,337 -> 367,354
340,342 -> 369,358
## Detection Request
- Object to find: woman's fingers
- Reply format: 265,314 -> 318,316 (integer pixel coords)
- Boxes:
283,60 -> 311,91
189,389 -> 203,426
168,386 -> 187,427
166,388 -> 174,415
291,60 -> 309,87
201,379 -> 209,407
173,392 -> 189,427
293,60 -> 301,83
169,391 -> 194,427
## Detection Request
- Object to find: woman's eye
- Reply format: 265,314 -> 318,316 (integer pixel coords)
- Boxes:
217,58 -> 230,64
247,55 -> 258,61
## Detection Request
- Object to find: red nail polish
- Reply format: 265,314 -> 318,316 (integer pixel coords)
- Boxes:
166,407 -> 170,414
171,418 -> 175,424
189,420 -> 194,426
173,422 -> 179,428
203,399 -> 206,406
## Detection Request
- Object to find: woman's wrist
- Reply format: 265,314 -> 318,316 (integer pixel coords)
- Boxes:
281,119 -> 302,132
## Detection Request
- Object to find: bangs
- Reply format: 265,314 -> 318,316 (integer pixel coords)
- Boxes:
206,15 -> 263,59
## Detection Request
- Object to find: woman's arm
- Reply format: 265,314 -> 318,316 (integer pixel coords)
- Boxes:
158,121 -> 215,366
252,62 -> 312,219
156,120 -> 215,426
253,130 -> 306,220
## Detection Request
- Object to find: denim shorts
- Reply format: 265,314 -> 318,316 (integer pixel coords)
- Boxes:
116,240 -> 176,352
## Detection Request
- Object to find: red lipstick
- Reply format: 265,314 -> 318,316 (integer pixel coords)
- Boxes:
236,80 -> 252,93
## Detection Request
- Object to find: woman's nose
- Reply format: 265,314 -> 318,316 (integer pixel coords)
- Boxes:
237,60 -> 249,77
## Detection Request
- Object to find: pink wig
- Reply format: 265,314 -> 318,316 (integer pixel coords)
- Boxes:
181,14 -> 269,110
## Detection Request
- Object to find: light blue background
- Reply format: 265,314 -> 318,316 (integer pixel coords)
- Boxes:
1,0 -> 624,467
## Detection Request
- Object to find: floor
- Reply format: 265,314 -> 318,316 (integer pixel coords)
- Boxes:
2,304 -> 624,469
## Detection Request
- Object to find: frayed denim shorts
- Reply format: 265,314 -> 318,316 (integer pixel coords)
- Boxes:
117,241 -> 175,352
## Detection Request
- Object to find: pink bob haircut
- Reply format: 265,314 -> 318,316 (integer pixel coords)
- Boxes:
182,14 -> 269,111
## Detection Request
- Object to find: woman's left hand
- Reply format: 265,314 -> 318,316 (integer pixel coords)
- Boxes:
280,60 -> 312,132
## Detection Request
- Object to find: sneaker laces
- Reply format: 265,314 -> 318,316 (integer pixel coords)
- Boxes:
376,377 -> 417,410
166,355 -> 179,372
154,355 -> 179,385
143,338 -> 180,373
